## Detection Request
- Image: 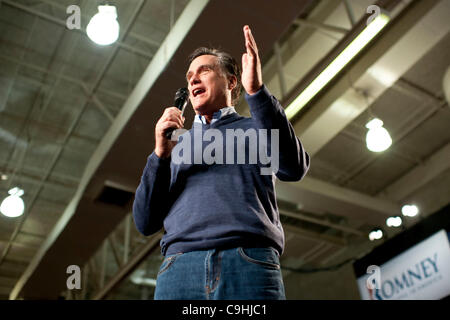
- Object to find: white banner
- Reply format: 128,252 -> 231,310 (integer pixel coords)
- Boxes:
357,229 -> 450,300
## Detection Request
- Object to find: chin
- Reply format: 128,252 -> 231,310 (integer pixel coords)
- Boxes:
193,104 -> 208,115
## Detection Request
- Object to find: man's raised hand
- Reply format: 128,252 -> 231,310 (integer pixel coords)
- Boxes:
241,25 -> 263,95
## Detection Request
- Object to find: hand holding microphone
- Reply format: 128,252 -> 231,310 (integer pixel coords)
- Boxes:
165,88 -> 189,139
154,88 -> 189,159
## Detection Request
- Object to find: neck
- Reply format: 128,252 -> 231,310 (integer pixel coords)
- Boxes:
203,114 -> 214,124
197,105 -> 223,124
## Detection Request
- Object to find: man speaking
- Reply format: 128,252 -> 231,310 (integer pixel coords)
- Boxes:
133,25 -> 310,300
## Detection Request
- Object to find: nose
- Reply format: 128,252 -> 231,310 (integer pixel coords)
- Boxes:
189,73 -> 201,87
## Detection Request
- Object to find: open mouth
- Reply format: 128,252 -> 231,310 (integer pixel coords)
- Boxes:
192,88 -> 206,97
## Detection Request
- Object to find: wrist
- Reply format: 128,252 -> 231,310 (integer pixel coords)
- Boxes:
247,84 -> 263,96
155,147 -> 171,159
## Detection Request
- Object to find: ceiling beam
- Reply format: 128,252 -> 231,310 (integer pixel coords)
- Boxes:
283,224 -> 347,247
0,161 -> 80,185
0,239 -> 41,250
280,209 -> 365,236
0,110 -> 101,147
381,142 -> 450,201
278,176 -> 400,216
293,18 -> 350,35
282,242 -> 332,280
392,78 -> 444,106
0,53 -> 128,102
0,161 -> 78,192
93,232 -> 162,300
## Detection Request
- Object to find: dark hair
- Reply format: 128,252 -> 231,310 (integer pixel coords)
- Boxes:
188,47 -> 242,106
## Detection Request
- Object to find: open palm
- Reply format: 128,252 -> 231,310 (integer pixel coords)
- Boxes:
241,25 -> 263,95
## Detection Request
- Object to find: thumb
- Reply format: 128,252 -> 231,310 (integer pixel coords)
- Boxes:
242,53 -> 247,67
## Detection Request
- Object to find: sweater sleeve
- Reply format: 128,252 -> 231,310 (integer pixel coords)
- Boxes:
245,85 -> 310,181
132,151 -> 171,235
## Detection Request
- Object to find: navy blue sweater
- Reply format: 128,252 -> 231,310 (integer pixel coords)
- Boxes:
133,85 -> 310,256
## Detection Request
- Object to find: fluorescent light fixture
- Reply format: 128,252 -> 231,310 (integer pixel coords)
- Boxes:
285,13 -> 390,120
402,204 -> 419,217
87,5 -> 120,46
0,187 -> 25,218
386,216 -> 402,228
365,118 -> 392,152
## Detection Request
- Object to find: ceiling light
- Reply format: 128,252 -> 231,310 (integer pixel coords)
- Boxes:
365,118 -> 392,152
443,66 -> 450,106
130,269 -> 157,287
285,13 -> 390,120
368,228 -> 383,241
401,204 -> 419,217
86,5 -> 120,46
386,216 -> 402,228
0,187 -> 25,218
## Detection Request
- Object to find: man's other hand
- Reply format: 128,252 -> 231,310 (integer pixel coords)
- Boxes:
154,107 -> 185,159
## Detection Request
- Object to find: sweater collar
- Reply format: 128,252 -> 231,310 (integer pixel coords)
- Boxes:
194,106 -> 236,125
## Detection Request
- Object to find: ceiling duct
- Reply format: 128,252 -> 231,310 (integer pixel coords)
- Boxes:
95,181 -> 135,208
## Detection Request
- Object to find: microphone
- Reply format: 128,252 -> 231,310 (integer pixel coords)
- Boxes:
165,87 -> 189,140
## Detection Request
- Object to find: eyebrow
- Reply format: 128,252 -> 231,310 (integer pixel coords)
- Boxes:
186,64 -> 215,81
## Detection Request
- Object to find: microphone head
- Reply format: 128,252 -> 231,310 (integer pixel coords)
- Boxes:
175,87 -> 189,100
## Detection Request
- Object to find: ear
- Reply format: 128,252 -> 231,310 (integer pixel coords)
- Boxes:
228,75 -> 237,91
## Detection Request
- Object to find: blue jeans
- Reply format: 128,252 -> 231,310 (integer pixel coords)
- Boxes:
154,247 -> 286,300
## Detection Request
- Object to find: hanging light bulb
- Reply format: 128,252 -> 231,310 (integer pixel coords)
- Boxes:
86,5 -> 120,46
365,118 -> 392,152
368,228 -> 383,241
0,187 -> 25,218
401,204 -> 419,217
386,216 -> 402,228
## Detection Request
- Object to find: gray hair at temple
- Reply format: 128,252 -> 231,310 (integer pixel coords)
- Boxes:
188,47 -> 242,106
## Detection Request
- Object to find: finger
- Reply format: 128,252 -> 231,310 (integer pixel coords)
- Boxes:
243,25 -> 253,55
164,114 -> 184,127
243,25 -> 250,42
248,27 -> 258,50
160,121 -> 182,133
163,108 -> 181,119
164,110 -> 183,126
245,38 -> 253,56
165,107 -> 182,115
244,25 -> 258,52
246,40 -> 257,57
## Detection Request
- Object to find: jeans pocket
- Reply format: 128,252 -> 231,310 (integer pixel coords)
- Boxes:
237,247 -> 280,270
157,253 -> 182,276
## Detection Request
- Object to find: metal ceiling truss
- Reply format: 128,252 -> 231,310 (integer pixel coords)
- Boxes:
2,0 -> 155,60
0,0 -> 147,269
